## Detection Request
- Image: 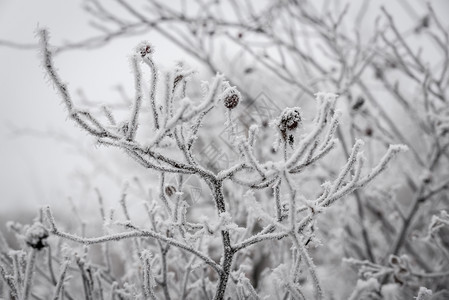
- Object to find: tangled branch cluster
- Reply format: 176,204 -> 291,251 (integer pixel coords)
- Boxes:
0,27 -> 407,300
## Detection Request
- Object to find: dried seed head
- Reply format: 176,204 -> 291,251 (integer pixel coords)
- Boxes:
277,107 -> 302,132
275,107 -> 302,145
136,41 -> 154,58
220,84 -> 241,110
224,93 -> 240,109
25,223 -> 49,250
165,185 -> 177,197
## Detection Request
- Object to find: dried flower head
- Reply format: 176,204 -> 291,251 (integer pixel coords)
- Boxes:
25,222 -> 49,250
165,185 -> 177,197
276,107 -> 303,142
136,41 -> 155,58
220,83 -> 241,110
224,93 -> 240,109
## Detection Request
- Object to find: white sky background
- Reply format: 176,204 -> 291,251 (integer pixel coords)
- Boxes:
0,0 -> 203,218
0,1 -> 448,220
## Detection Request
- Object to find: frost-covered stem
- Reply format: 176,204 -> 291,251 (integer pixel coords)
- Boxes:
329,139 -> 364,196
284,171 -> 297,230
12,252 -> 23,291
40,30 -> 117,139
233,231 -> 287,252
389,185 -> 425,256
47,246 -> 57,285
174,127 -> 196,166
76,256 -> 93,300
164,72 -> 174,123
44,207 -> 222,273
141,252 -> 158,300
126,56 -> 143,140
94,272 -> 104,300
187,106 -> 213,150
240,276 -> 260,299
273,178 -> 282,221
120,184 -> 143,260
0,264 -> 19,300
337,130 -> 375,262
390,177 -> 449,258
180,256 -> 195,300
159,246 -> 171,300
290,233 -> 323,300
210,179 -> 235,300
145,57 -> 160,129
22,249 -> 37,300
146,213 -> 167,300
286,99 -> 330,169
52,261 -> 69,300
240,141 -> 266,178
172,174 -> 184,224
285,282 -> 306,300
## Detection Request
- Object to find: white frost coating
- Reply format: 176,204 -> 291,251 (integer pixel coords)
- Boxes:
416,287 -> 432,300
24,222 -> 49,249
135,41 -> 155,58
35,30 -> 411,300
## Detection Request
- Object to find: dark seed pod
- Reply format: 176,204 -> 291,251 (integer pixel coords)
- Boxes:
25,223 -> 49,250
224,93 -> 240,109
136,41 -> 154,58
165,185 -> 177,197
277,107 -> 302,141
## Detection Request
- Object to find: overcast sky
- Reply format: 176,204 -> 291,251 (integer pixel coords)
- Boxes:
0,0 -> 188,215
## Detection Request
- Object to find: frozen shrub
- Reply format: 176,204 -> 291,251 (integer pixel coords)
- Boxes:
2,1 -> 449,299
0,30 -> 409,300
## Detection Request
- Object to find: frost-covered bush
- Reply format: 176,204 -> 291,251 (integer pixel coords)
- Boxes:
0,27 -> 405,299
2,1 -> 449,299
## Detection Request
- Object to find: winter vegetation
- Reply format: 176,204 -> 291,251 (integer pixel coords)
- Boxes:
1,1 -> 449,299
